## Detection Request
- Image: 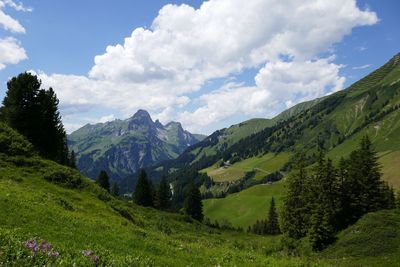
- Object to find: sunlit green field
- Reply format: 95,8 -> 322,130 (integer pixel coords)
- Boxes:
203,181 -> 286,228
201,152 -> 291,182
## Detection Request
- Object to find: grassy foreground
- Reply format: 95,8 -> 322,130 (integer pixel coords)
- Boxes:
1,123 -> 400,266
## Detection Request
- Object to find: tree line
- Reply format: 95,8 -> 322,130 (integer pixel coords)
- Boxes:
281,136 -> 397,251
0,73 -> 76,167
96,168 -> 204,221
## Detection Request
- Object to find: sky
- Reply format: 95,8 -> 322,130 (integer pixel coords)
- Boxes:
0,0 -> 399,134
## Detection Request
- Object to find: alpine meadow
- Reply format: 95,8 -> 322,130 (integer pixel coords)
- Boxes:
1,0 -> 400,266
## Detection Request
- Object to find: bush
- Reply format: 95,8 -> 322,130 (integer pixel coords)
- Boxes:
43,170 -> 83,189
0,123 -> 35,157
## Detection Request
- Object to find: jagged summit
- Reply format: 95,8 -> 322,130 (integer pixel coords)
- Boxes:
130,109 -> 152,121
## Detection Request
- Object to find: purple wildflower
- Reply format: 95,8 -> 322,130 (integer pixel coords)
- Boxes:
48,251 -> 60,259
23,240 -> 37,250
40,241 -> 53,252
82,250 -> 93,257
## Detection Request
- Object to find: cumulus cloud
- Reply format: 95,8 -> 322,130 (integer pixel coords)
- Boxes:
38,0 -> 378,133
0,0 -> 30,69
0,37 -> 27,69
179,58 -> 345,131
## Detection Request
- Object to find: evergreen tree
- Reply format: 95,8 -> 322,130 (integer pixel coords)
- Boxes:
265,197 -> 281,235
183,183 -> 203,221
111,182 -> 119,197
96,170 -> 110,192
69,150 -> 77,169
1,73 -> 69,164
308,204 -> 335,251
134,169 -> 153,207
281,154 -> 309,239
156,176 -> 172,210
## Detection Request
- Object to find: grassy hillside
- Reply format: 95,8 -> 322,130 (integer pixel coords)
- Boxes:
203,181 -> 285,228
322,209 -> 400,266
0,123 -> 320,266
202,152 -> 291,182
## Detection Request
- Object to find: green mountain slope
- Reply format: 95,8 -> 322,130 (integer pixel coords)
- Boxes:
1,122 -> 399,266
68,110 -> 205,186
150,53 -> 400,228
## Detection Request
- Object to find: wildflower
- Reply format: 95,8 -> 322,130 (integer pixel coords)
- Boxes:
48,251 -> 60,259
23,240 -> 37,250
82,250 -> 93,257
40,241 -> 53,252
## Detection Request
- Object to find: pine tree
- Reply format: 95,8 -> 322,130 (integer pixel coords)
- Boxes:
69,150 -> 77,169
308,204 -> 335,251
156,176 -> 171,210
96,170 -> 110,192
134,169 -> 153,207
183,183 -> 203,221
281,154 -> 309,239
111,182 -> 119,197
1,73 -> 69,164
265,197 -> 281,235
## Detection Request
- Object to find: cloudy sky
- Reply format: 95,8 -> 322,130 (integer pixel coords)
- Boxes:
0,0 -> 399,134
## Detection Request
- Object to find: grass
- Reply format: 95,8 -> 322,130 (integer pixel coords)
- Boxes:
203,181 -> 286,228
0,155 -> 314,266
201,152 -> 291,182
322,209 -> 400,266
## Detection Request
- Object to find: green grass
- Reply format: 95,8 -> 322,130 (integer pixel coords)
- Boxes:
0,155 -> 314,266
203,181 -> 286,228
201,153 -> 291,182
322,209 -> 400,266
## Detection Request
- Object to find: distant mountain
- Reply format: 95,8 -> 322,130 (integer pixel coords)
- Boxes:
68,109 -> 205,184
145,52 -> 400,197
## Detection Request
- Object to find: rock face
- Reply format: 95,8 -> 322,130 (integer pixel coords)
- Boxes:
68,110 -> 205,184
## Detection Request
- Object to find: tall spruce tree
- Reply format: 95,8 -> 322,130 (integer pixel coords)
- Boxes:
96,170 -> 110,192
156,176 -> 172,210
134,169 -> 153,207
111,182 -> 120,197
281,154 -> 309,239
308,204 -> 335,251
265,197 -> 281,235
183,183 -> 203,221
69,150 -> 77,169
1,73 -> 69,164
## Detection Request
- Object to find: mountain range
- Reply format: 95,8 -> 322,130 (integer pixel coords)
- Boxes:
68,109 -> 205,184
143,53 -> 400,196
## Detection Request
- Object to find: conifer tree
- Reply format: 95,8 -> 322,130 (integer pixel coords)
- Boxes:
1,73 -> 69,164
308,204 -> 335,251
111,182 -> 119,197
183,183 -> 203,221
265,197 -> 281,235
134,169 -> 153,207
281,154 -> 309,239
156,176 -> 172,210
96,170 -> 110,192
69,150 -> 77,169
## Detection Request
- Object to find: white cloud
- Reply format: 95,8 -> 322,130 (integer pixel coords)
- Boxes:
99,114 -> 115,123
179,58 -> 345,131
0,0 -> 30,69
352,64 -> 371,70
38,0 -> 378,133
0,37 -> 27,69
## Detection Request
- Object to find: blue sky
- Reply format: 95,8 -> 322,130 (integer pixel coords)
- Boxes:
0,0 -> 399,134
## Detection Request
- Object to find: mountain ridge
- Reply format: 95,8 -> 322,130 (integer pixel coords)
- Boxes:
68,109 -> 205,185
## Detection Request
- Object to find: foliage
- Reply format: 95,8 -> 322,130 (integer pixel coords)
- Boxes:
1,73 -> 69,165
134,169 -> 154,207
96,170 -> 110,192
155,176 -> 171,210
281,137 -> 396,251
184,183 -> 204,221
